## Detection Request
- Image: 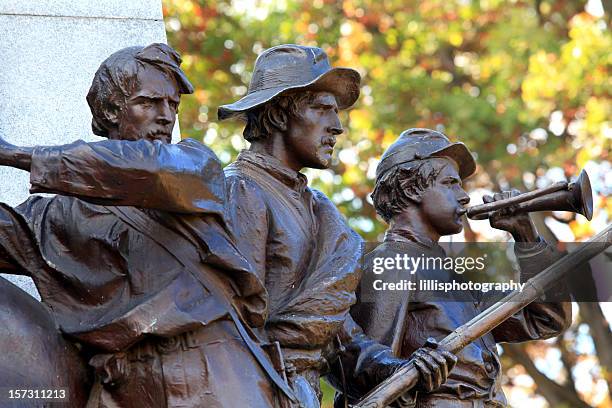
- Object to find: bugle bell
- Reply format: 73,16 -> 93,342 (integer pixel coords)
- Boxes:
466,169 -> 593,221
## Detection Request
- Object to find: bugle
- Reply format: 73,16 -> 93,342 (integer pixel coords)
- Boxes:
466,169 -> 593,221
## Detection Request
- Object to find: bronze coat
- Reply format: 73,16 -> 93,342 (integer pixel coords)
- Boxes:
224,150 -> 363,396
0,139 -> 277,407
224,151 -> 411,405
351,238 -> 572,407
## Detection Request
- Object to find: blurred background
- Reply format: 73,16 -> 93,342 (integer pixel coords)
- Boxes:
162,1 -> 610,406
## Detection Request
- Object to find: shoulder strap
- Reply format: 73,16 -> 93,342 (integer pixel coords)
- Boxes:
104,206 -> 297,403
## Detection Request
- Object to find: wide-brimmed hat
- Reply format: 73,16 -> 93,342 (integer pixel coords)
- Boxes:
376,128 -> 476,180
218,44 -> 361,120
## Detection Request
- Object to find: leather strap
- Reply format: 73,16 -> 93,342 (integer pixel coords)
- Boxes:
105,206 -> 297,403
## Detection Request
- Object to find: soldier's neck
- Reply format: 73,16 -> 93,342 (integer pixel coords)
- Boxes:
107,128 -> 120,140
387,208 -> 440,246
249,134 -> 303,172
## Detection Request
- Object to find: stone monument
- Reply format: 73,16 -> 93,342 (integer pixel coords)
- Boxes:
0,0 -> 178,298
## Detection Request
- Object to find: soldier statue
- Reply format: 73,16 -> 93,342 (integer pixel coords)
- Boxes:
350,128 -> 572,407
0,43 -> 288,407
218,45 -> 458,407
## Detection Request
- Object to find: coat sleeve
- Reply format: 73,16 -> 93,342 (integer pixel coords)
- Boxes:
324,315 -> 417,407
29,138 -> 226,215
0,247 -> 21,274
324,253 -> 420,406
491,238 -> 572,343
0,202 -> 48,276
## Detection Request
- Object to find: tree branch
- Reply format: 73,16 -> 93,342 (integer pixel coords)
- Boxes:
579,302 -> 612,397
555,335 -> 579,395
503,343 -> 591,408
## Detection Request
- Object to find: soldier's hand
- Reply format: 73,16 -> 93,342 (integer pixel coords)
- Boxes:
89,352 -> 130,388
0,135 -> 33,171
483,189 -> 538,242
412,337 -> 457,392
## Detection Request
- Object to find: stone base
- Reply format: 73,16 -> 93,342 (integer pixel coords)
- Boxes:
0,0 -> 172,298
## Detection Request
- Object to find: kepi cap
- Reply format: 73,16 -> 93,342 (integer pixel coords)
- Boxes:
376,128 -> 476,180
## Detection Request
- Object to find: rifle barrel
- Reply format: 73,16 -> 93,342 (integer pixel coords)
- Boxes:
354,224 -> 612,408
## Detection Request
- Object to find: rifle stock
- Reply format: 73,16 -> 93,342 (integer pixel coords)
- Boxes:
355,224 -> 612,408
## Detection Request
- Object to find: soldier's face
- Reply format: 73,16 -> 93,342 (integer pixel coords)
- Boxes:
420,159 -> 470,236
284,91 -> 343,170
116,66 -> 180,143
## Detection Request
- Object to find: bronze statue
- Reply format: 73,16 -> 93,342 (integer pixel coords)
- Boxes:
0,44 -> 287,407
350,128 -> 572,407
1,44 -> 476,408
218,45 -> 457,407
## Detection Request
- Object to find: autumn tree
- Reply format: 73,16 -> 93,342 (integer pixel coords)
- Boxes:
163,1 -> 610,406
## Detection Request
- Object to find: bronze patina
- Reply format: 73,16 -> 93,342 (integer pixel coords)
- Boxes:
0,44 -> 287,407
350,128 -> 573,407
219,46 -> 458,408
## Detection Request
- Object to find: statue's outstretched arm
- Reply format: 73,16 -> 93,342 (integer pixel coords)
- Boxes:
0,137 -> 225,214
0,137 -> 33,171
